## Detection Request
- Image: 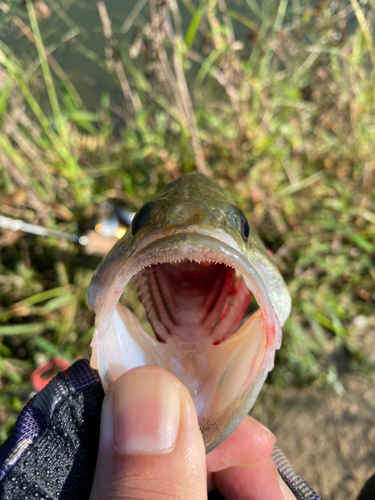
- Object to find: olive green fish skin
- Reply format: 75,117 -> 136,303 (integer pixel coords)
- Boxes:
133,173 -> 260,251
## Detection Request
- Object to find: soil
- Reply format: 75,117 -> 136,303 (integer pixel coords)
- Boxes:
252,322 -> 375,500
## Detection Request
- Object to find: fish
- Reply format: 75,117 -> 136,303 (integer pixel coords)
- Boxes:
88,173 -> 291,452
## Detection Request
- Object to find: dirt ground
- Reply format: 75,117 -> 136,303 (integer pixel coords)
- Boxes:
252,324 -> 375,500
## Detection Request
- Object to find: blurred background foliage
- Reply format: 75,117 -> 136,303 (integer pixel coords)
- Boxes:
0,0 -> 374,446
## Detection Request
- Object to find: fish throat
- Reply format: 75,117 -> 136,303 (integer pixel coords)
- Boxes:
133,259 -> 252,345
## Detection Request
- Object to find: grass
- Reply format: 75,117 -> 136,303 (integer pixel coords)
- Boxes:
0,0 -> 374,443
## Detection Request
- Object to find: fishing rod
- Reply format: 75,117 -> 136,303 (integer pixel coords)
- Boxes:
0,214 -> 90,245
0,203 -> 135,256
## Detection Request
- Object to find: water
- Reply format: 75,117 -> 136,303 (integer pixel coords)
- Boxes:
0,0 -> 270,111
1,0 -> 151,110
0,0 -> 356,111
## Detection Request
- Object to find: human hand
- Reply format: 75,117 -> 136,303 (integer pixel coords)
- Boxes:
89,366 -> 296,500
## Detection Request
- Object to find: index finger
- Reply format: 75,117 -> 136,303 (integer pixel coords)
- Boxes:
206,415 -> 276,472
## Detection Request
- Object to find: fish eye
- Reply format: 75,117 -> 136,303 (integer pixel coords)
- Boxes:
132,202 -> 156,236
242,217 -> 250,240
232,209 -> 250,241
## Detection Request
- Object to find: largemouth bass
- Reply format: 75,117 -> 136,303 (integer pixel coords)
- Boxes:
89,173 -> 291,452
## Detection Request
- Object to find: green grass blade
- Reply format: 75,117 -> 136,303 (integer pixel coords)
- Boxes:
185,2 -> 206,49
25,0 -> 63,137
0,75 -> 11,122
32,337 -> 75,363
0,324 -> 45,336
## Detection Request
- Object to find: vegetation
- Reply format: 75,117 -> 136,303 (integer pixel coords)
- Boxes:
0,0 -> 374,442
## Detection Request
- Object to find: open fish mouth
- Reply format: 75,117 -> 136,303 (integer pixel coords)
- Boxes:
90,230 -> 282,451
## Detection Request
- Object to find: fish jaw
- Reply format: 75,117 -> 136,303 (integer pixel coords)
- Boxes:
90,231 -> 282,451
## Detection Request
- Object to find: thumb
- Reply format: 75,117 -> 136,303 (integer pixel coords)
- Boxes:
89,366 -> 207,500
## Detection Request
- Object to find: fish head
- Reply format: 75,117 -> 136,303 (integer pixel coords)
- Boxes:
89,173 -> 291,452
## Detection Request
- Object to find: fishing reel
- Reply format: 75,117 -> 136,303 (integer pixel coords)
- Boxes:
0,201 -> 135,257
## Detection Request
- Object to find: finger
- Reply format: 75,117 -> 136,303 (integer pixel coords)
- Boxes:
212,457 -> 290,500
206,415 -> 276,472
89,366 -> 207,500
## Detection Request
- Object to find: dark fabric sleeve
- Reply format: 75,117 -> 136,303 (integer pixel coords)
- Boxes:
0,359 -> 323,500
356,473 -> 375,500
0,359 -> 104,500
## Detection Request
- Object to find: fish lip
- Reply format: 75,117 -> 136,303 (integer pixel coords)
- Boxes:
91,231 -> 281,352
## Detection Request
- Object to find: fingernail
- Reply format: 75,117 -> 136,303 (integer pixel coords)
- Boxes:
259,423 -> 276,444
113,372 -> 180,454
